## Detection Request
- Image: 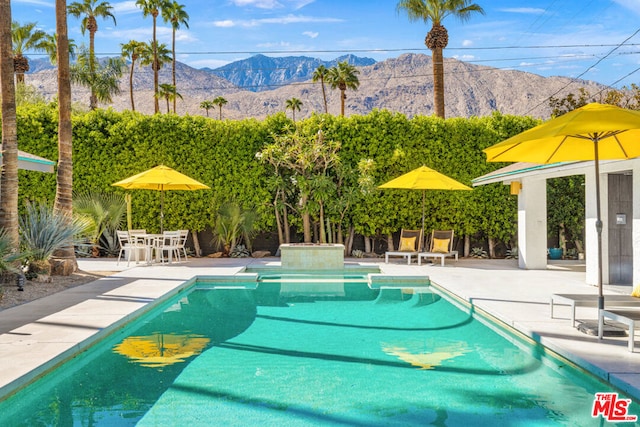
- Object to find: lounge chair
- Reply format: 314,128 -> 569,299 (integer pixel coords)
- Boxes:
384,229 -> 423,265
418,230 -> 459,266
550,293 -> 640,327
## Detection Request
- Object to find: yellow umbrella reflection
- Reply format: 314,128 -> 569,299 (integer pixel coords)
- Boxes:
114,333 -> 210,368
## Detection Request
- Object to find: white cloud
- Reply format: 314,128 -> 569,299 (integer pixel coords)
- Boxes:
112,1 -> 140,15
498,8 -> 545,14
214,20 -> 236,28
257,41 -> 291,48
231,0 -> 282,9
613,0 -> 640,16
303,31 -> 318,38
213,14 -> 342,28
452,54 -> 475,61
12,0 -> 53,7
462,40 -> 473,47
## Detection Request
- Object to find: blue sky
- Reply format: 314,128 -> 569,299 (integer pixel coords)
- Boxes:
10,0 -> 640,87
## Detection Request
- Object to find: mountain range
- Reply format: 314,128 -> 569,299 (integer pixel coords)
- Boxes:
23,53 -> 608,120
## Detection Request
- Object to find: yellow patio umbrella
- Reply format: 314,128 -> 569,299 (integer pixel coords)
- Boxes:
378,165 -> 472,242
483,102 -> 640,310
113,333 -> 210,368
112,165 -> 210,232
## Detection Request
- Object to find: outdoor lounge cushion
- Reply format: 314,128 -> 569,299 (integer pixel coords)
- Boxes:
399,237 -> 416,251
432,238 -> 450,253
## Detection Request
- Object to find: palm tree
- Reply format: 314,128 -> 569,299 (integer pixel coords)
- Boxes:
136,0 -> 170,114
139,40 -> 171,113
71,46 -> 124,109
212,96 -> 228,120
326,61 -> 360,116
53,0 -> 78,273
68,0 -> 116,111
41,33 -> 77,66
1,2 -> 20,254
11,21 -> 48,84
200,100 -> 214,117
121,39 -> 145,111
161,1 -> 188,114
397,0 -> 484,118
312,64 -> 329,113
157,83 -> 182,113
285,97 -> 302,122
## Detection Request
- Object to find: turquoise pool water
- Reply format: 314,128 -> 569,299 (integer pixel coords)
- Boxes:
0,279 -> 638,426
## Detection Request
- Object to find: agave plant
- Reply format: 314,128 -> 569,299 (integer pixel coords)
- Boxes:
73,192 -> 126,257
20,202 -> 91,277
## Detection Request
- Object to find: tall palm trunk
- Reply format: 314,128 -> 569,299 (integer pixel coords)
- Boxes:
152,13 -> 159,113
129,56 -> 136,110
88,16 -> 98,110
320,77 -> 328,113
53,0 -> 77,274
339,84 -> 346,116
172,28 -> 177,113
0,0 -> 20,253
432,47 -> 445,118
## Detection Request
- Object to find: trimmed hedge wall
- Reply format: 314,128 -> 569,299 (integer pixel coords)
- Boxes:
15,105 -> 539,252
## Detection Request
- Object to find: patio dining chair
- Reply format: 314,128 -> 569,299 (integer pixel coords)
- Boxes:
157,231 -> 182,264
116,230 -> 145,266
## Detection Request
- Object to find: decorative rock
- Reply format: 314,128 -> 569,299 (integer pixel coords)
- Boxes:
251,250 -> 271,258
207,252 -> 224,258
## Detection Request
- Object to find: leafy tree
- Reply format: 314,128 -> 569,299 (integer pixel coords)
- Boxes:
70,46 -> 125,109
397,0 -> 485,118
156,83 -> 183,113
326,61 -> 360,116
259,125 -> 340,243
121,39 -> 146,111
312,64 -> 329,113
200,99 -> 214,117
285,97 -> 302,122
11,21 -> 48,84
161,1 -> 188,114
68,0 -> 116,110
212,96 -> 228,120
136,0 -> 170,113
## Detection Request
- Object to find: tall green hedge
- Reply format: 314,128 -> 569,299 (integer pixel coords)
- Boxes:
14,104 -> 539,246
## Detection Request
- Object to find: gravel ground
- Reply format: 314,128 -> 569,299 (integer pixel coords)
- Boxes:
0,270 -> 115,310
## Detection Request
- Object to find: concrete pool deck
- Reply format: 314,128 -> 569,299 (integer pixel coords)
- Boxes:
0,256 -> 639,403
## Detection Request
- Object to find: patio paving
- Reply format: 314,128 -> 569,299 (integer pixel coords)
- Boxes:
0,256 -> 639,404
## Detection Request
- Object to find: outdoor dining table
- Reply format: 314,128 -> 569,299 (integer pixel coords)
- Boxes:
129,233 -> 163,265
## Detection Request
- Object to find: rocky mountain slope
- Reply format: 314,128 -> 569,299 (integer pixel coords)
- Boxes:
204,54 -> 376,92
23,53 -> 607,120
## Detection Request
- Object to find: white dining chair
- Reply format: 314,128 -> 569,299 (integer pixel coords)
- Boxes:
158,231 -> 182,264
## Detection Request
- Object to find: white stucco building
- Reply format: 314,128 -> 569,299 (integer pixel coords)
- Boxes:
473,159 -> 639,286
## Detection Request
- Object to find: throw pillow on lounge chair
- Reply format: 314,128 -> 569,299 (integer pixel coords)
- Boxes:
399,237 -> 417,251
432,238 -> 450,253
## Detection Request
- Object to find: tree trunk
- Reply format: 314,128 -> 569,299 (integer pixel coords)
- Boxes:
346,226 -> 355,255
432,47 -> 445,118
464,235 -> 470,258
364,236 -> 371,253
89,29 -> 97,110
318,202 -> 326,243
340,89 -> 346,116
0,0 -> 20,254
274,195 -> 284,245
52,0 -> 77,275
301,194 -> 312,243
129,60 -> 136,110
281,192 -> 290,243
321,79 -> 328,113
488,237 -> 496,259
172,29 -> 177,114
152,14 -> 159,114
191,230 -> 201,257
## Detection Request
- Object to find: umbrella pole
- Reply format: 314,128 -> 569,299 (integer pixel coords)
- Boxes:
160,190 -> 164,233
594,139 -> 604,310
422,190 -> 426,250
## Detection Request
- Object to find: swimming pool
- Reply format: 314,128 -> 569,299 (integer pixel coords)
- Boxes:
0,277 -> 638,426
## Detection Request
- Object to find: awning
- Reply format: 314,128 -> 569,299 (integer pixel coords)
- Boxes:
0,147 -> 55,173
